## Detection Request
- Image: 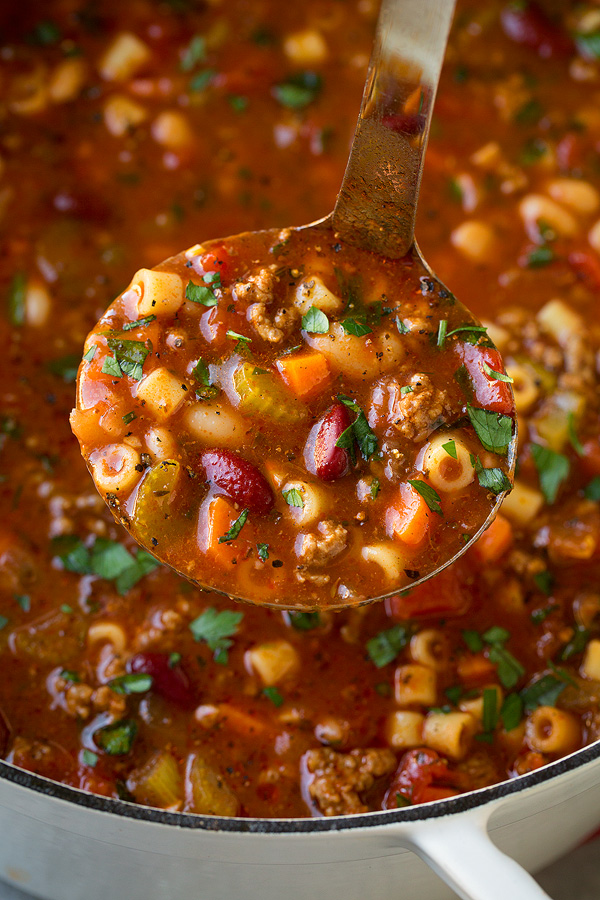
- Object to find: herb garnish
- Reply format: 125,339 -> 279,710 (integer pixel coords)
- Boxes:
180,34 -> 206,71
272,71 -> 322,109
467,405 -> 513,454
301,306 -> 329,334
83,345 -> 98,363
367,624 -> 412,668
287,611 -> 321,631
186,277 -> 219,307
82,749 -> 98,768
52,536 -> 160,595
109,674 -> 153,695
226,330 -> 252,354
103,339 -> 150,381
567,412 -> 584,457
530,443 -> 569,504
263,686 -> 284,707
482,361 -> 513,383
219,508 -> 249,543
122,314 -> 157,331
500,693 -> 523,731
257,542 -> 269,561
94,719 -> 138,755
407,479 -> 443,514
473,457 -> 512,495
189,607 -> 244,665
282,487 -> 304,508
442,440 -> 457,459
191,357 -> 219,399
336,395 -> 378,462
7,272 -> 26,326
520,674 -> 568,713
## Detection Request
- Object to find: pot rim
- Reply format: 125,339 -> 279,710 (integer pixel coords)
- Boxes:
1,739 -> 599,834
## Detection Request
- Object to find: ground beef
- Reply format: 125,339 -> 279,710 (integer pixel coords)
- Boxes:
303,746 -> 396,816
234,266 -> 279,305
247,302 -> 299,343
390,373 -> 450,442
295,520 -> 348,584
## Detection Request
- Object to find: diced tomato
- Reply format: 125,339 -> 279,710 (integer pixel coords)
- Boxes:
192,244 -> 233,282
568,250 -> 600,292
385,563 -> 472,620
383,748 -> 466,808
454,342 -> 514,414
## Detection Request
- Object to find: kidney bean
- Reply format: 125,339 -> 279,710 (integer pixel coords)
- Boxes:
200,449 -> 274,515
500,3 -> 573,58
310,401 -> 352,481
128,652 -> 195,707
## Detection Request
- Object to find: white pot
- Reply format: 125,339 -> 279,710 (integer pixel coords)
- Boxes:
1,742 -> 599,900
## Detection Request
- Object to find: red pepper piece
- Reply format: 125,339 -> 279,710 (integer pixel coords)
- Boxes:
383,748 -> 466,808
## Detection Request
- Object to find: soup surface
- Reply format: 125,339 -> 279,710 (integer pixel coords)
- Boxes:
2,0 -> 600,818
73,225 -> 514,608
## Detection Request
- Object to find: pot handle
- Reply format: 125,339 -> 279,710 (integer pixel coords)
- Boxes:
397,807 -> 554,900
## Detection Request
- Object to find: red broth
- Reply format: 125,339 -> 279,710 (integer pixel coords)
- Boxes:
2,0 -> 600,818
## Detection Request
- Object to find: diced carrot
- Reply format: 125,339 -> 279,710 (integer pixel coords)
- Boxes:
470,514 -> 513,564
217,703 -> 269,736
202,495 -> 251,566
275,351 -> 331,402
386,482 -> 431,547
69,408 -> 108,446
386,564 -> 472,620
456,653 -> 496,685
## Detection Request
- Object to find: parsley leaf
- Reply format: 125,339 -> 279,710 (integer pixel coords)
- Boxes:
462,630 -> 483,653
473,457 -> 512,495
52,536 -> 159,594
189,608 -> 243,665
287,611 -> 321,631
533,570 -> 555,596
301,306 -> 329,334
105,338 -> 150,381
560,625 -> 589,661
219,508 -> 249,543
263,686 -> 284,707
82,749 -> 98,767
83,345 -> 98,363
437,319 -> 448,348
567,412 -> 584,457
94,719 -> 137,755
180,34 -> 206,71
500,693 -> 523,731
122,314 -> 157,331
191,358 -> 219,399
186,279 -> 218,307
482,361 -> 514,383
520,674 -> 567,713
282,487 -> 304,508
489,645 -> 525,689
109,673 -> 153,695
408,479 -> 442,514
530,443 -> 569,504
7,273 -> 26,326
273,71 -> 322,109
467,405 -> 513,454
526,246 -> 555,268
585,476 -> 600,501
226,330 -> 252,354
342,317 -> 372,337
336,395 -> 378,461
46,353 -> 80,383
257,542 -> 269,561
367,624 -> 412,668
482,687 -> 499,733
442,440 -> 457,459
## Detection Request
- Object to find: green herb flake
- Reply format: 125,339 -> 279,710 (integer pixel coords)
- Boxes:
514,98 -> 544,126
168,652 -> 182,668
109,673 -> 153,695
263,686 -> 284,707
94,719 -> 138,756
567,412 -> 584,457
526,246 -> 555,269
446,324 -> 488,342
257,542 -> 270,561
29,19 -> 62,45
301,306 -> 329,334
530,443 -> 569,504
437,319 -> 448,348
282,487 -> 304,508
445,685 -> 463,706
122,411 -> 137,425
82,749 -> 98,767
473,457 -> 512,495
575,30 -> 600,60
273,71 -> 322,109
560,625 -> 589,661
101,355 -> 123,378
342,317 -> 372,337
186,279 -> 218,307
395,792 -> 411,808
370,478 -> 380,500
366,624 -> 412,668
60,669 -> 80,683
46,354 -> 80,383
83,345 -> 98,363
122,314 -> 157,331
500,692 -> 523,731
288,611 -> 321,631
531,604 -> 559,625
520,137 -> 548,165
336,395 -> 378,461
7,273 -> 26,327
218,508 -> 249,543
180,34 -> 206,72
105,338 -> 150,382
584,476 -> 600,501
228,94 -> 248,113
189,607 -> 243,665
442,440 -> 457,459
191,357 -> 219,399
400,386 -> 414,396
60,604 -> 73,614
15,593 -> 30,612
396,317 -> 410,335
483,625 -> 510,645
533,570 -> 555,596
489,645 -> 525,690
482,361 -> 514,383
189,69 -> 216,92
520,674 -> 567,713
462,630 -> 483,653
482,687 -> 499,733
0,616 -> 9,631
467,405 -> 513,454
407,479 -> 442,515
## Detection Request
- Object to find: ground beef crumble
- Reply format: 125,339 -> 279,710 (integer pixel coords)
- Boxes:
303,746 -> 397,816
295,520 -> 348,584
390,373 -> 451,442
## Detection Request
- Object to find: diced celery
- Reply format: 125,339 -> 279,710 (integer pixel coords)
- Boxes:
127,750 -> 182,808
185,753 -> 239,816
232,361 -> 308,423
133,459 -> 182,545
531,390 -> 585,452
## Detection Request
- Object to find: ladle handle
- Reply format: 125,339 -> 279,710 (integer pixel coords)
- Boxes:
333,0 -> 455,258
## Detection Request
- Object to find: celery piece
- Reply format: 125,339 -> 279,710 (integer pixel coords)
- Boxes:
532,390 -> 585,453
133,460 -> 182,546
233,361 -> 307,423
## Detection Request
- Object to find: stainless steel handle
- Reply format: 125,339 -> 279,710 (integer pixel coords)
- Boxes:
333,0 -> 455,258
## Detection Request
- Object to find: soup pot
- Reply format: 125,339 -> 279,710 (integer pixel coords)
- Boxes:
1,741 -> 599,900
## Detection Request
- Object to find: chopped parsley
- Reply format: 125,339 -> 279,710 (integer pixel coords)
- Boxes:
257,542 -> 270,561
122,314 -> 157,331
186,278 -> 218,307
396,317 -> 410,335
60,669 -> 79,682
52,536 -> 160,594
336,395 -> 378,462
28,19 -> 62,45
560,625 -> 589,661
191,357 -> 219,399
437,319 -> 448,348
526,246 -> 555,269
342,317 -> 372,337
407,479 -> 442,514
438,323 -> 488,349
189,607 -> 243,665
567,412 -> 584,457
370,478 -> 380,500
189,69 -> 216,92
122,411 -> 137,425
109,673 -> 153,695
530,443 -> 569,504
442,439 -> 457,459
180,34 -> 206,72
366,624 -> 412,668
15,594 -> 30,612
520,674 -> 568,713
467,405 -> 513,454
228,94 -> 248,113
263,686 -> 284,707
226,330 -> 252,354
482,361 -> 513,383
584,476 -> 600,501
83,345 -> 98,363
488,644 -> 524,690
82,749 -> 98,767
218,508 -> 249,543
272,71 -> 322,109
531,604 -> 559,625
514,98 -> 544,125
482,687 -> 499,733
500,692 -> 523,731
0,616 -> 8,631
400,385 -> 414,396
473,457 -> 512,495
282,487 -> 304,508
533,570 -> 555,596
46,354 -> 80,383
301,306 -> 329,334
462,629 -> 483,653
287,611 -> 321,631
94,719 -> 138,755
104,338 -> 150,381
7,272 -> 26,327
